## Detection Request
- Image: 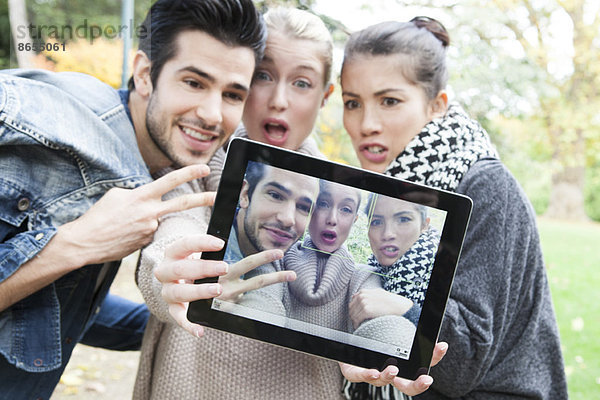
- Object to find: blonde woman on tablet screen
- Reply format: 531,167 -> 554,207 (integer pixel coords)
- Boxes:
135,8 -> 445,400
340,17 -> 567,400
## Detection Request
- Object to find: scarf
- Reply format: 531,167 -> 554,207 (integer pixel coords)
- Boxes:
344,103 -> 498,400
368,227 -> 440,310
385,103 -> 498,191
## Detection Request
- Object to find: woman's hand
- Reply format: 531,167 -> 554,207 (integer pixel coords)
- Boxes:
217,250 -> 295,302
349,288 -> 414,329
154,234 -> 290,337
339,341 -> 448,396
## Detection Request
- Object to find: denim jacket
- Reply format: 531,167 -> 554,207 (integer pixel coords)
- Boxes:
0,69 -> 151,372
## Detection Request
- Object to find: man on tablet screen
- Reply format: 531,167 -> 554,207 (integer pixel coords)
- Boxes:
224,162 -> 319,264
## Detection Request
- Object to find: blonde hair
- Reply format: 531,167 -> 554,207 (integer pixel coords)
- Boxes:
264,8 -> 333,87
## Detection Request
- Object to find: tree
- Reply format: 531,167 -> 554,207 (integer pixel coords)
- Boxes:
488,0 -> 599,220
8,0 -> 33,68
397,0 -> 599,220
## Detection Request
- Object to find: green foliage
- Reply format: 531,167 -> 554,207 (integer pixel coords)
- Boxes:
14,0 -> 150,46
254,0 -> 316,13
345,208 -> 372,265
488,114 -> 554,214
35,38 -> 131,88
314,86 -> 359,167
0,2 -> 13,69
402,0 -> 599,219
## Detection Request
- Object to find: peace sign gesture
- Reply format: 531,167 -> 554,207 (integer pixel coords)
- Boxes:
0,164 -> 218,311
62,164 -> 217,266
154,234 -> 290,338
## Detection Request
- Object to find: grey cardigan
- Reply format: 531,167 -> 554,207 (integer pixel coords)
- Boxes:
417,159 -> 568,399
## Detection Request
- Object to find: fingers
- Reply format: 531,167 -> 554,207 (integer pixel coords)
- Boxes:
391,374 -> 433,397
138,165 -> 210,198
161,281 -> 223,304
340,363 -> 434,397
159,192 -> 216,217
339,362 -> 380,382
166,299 -> 205,338
228,249 -> 284,278
154,258 -> 228,283
163,234 -> 225,262
339,362 -> 395,385
238,270 -> 296,292
340,340 -> 444,397
430,341 -> 448,367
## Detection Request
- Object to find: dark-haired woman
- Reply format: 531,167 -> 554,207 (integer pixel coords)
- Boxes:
340,17 -> 567,400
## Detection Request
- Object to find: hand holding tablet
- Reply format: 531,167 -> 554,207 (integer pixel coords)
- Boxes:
185,138 -> 471,381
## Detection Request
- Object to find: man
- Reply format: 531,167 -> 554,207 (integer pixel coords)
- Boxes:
0,0 -> 265,398
224,161 -> 319,264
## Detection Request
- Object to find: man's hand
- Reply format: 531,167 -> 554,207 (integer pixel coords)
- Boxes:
339,341 -> 448,396
349,288 -> 414,329
0,165 -> 216,312
61,164 -> 215,266
217,250 -> 295,302
154,234 -> 288,337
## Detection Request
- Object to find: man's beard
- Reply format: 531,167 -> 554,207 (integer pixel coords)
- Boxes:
145,94 -> 224,168
243,211 -> 297,254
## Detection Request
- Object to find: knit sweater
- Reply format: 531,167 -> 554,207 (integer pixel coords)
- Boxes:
134,133 -> 345,399
285,241 -> 378,329
238,239 -> 417,352
290,241 -> 417,349
415,159 -> 568,399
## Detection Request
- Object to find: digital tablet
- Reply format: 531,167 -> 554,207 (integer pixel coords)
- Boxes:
187,137 -> 472,380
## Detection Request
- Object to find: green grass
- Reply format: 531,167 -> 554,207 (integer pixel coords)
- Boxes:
538,218 -> 600,399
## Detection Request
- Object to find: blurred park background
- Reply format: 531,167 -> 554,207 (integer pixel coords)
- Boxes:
2,0 -> 599,398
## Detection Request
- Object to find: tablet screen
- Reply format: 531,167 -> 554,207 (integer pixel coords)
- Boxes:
213,160 -> 447,360
188,138 -> 471,378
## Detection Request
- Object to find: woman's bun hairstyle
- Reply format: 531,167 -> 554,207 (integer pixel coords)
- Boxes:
409,16 -> 450,48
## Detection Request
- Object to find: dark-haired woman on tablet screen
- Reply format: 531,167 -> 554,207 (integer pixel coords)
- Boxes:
340,17 -> 567,400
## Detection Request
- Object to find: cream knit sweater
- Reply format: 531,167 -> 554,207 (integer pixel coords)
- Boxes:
134,135 -> 345,399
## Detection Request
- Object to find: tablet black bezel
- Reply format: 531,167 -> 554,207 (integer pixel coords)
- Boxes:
187,137 -> 472,379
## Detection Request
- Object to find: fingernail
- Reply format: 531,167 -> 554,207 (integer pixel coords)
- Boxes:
271,249 -> 284,261
216,262 -> 228,274
422,376 -> 433,386
195,327 -> 203,338
209,283 -> 222,296
286,272 -> 296,281
389,366 -> 398,376
198,164 -> 210,175
210,237 -> 225,248
440,342 -> 448,352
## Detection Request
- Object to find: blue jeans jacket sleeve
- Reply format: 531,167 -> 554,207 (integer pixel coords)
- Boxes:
0,228 -> 57,283
0,69 -> 151,375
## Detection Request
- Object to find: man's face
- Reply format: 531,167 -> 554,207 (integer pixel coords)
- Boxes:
237,166 -> 319,256
145,30 -> 255,168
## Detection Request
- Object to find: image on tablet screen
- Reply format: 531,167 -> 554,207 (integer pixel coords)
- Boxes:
213,161 -> 446,359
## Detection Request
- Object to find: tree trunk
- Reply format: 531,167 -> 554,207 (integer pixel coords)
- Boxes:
8,0 -> 33,68
544,166 -> 588,221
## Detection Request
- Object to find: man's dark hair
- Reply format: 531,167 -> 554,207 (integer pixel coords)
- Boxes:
244,161 -> 265,202
128,0 -> 266,90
